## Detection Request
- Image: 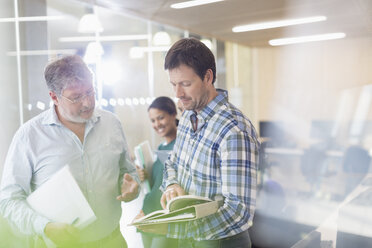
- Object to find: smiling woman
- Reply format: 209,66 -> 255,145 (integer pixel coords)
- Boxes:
134,96 -> 179,248
148,97 -> 178,144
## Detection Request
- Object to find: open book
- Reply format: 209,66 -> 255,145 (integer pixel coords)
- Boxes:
129,195 -> 220,226
26,165 -> 96,229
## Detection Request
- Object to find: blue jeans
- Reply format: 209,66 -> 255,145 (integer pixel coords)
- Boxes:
178,230 -> 251,248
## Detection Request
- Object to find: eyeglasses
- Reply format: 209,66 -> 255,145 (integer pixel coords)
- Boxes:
60,90 -> 95,104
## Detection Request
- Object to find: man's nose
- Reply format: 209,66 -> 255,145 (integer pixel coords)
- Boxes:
175,84 -> 184,98
81,94 -> 94,107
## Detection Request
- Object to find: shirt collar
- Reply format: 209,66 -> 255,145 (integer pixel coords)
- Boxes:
41,106 -> 61,126
186,88 -> 228,121
41,105 -> 100,126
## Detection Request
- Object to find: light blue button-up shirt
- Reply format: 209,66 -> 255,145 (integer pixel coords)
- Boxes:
0,106 -> 139,243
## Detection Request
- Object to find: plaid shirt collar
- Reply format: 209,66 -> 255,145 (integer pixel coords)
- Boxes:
186,88 -> 228,128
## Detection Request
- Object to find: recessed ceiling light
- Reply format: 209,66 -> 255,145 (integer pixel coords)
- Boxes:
59,35 -> 149,43
233,16 -> 327,33
0,16 -> 64,22
153,31 -> 171,46
6,49 -> 76,56
171,0 -> 224,9
269,32 -> 346,46
78,14 -> 103,33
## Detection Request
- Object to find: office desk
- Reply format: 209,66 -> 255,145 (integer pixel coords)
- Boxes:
265,147 -> 343,157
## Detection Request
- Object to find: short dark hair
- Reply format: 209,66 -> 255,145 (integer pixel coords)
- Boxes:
148,96 -> 177,116
44,55 -> 93,95
164,38 -> 216,84
149,96 -> 179,126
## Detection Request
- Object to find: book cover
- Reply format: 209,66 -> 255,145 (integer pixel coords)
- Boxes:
134,140 -> 155,193
129,195 -> 220,226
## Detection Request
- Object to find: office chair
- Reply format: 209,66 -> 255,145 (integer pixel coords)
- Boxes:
342,145 -> 371,195
300,147 -> 327,194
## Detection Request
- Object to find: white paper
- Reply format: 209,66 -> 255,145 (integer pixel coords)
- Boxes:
27,165 -> 96,229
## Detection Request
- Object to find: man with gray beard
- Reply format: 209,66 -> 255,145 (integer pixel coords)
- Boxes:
0,55 -> 139,247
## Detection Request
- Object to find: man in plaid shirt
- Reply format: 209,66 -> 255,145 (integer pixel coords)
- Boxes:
159,38 -> 259,248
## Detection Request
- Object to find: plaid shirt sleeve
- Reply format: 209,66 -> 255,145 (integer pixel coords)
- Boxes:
161,147 -> 179,192
192,128 -> 258,239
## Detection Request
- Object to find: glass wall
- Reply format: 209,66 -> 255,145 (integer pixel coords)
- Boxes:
0,1 -> 19,181
0,0 -> 223,160
0,1 -> 225,247
247,36 -> 372,247
1,0 -> 372,247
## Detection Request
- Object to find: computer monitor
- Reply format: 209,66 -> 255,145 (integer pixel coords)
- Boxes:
259,121 -> 285,140
259,121 -> 289,147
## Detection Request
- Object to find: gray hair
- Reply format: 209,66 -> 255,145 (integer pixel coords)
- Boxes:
44,55 -> 93,95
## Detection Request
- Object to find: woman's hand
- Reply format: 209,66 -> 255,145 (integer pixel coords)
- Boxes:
133,210 -> 145,222
136,166 -> 148,182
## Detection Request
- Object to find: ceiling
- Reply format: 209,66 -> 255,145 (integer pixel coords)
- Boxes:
75,0 -> 372,47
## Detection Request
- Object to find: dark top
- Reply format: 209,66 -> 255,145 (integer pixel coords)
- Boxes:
142,139 -> 175,214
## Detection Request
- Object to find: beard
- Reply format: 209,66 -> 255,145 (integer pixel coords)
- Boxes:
182,90 -> 210,112
58,105 -> 94,124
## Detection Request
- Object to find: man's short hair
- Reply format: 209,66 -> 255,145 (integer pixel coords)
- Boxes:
44,55 -> 93,95
164,38 -> 216,84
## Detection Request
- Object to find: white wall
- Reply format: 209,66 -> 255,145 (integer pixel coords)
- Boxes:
225,37 -> 372,147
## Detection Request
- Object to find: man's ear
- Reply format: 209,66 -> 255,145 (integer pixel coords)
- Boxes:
204,69 -> 214,85
49,91 -> 59,106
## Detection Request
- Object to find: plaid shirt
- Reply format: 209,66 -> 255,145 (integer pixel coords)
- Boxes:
162,89 -> 259,240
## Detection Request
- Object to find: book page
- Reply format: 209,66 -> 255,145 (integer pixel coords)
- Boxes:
167,195 -> 212,212
129,199 -> 219,226
26,165 -> 96,229
132,209 -> 168,223
136,212 -> 195,225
